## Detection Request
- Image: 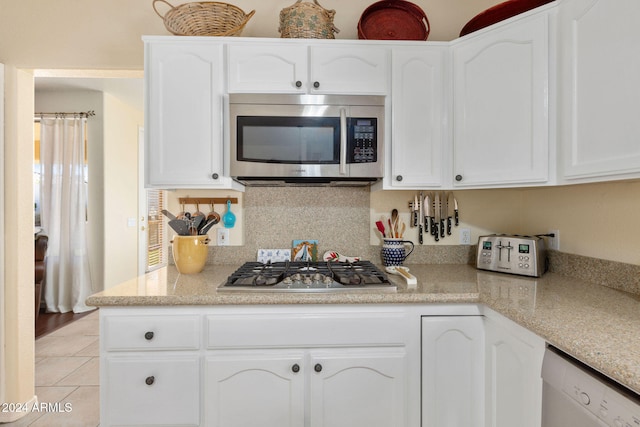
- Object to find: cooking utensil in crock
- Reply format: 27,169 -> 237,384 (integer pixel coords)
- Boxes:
189,215 -> 204,235
161,209 -> 177,220
168,219 -> 190,236
199,218 -> 217,235
222,200 -> 236,228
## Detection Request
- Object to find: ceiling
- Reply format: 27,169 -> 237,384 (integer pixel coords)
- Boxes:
35,76 -> 144,112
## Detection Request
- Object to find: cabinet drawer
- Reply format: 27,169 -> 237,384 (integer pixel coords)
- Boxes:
206,310 -> 408,349
103,315 -> 200,351
104,356 -> 200,426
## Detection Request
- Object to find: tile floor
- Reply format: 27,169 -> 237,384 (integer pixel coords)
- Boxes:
6,309 -> 100,427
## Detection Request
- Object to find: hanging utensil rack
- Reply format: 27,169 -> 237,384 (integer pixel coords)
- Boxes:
178,197 -> 238,206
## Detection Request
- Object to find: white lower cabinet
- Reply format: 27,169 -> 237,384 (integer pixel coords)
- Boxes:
205,351 -> 305,427
421,316 -> 485,427
100,305 -> 545,427
308,348 -> 406,427
484,310 -> 545,427
205,348 -> 406,427
104,356 -> 200,426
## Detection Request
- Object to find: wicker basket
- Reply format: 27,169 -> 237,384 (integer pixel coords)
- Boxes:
153,0 -> 255,37
278,0 -> 340,39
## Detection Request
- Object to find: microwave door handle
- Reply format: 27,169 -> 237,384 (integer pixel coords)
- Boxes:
340,108 -> 347,175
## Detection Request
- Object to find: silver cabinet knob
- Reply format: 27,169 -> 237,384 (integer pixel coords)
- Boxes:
145,376 -> 155,385
313,81 -> 320,89
295,81 -> 302,88
291,364 -> 300,373
455,174 -> 463,182
314,363 -> 323,372
144,331 -> 154,340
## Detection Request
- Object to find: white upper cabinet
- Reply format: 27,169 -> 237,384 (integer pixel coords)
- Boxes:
227,43 -> 308,93
387,46 -> 447,188
558,0 -> 640,182
227,41 -> 389,95
145,40 -> 235,189
452,10 -> 551,188
309,45 -> 389,95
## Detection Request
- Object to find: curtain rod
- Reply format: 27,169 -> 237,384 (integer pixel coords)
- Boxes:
34,110 -> 96,119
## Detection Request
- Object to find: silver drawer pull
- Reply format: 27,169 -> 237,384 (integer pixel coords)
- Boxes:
145,376 -> 155,386
144,331 -> 154,340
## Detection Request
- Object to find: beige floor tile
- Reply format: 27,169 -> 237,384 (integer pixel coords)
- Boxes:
29,386 -> 100,427
57,358 -> 100,386
49,318 -> 99,337
35,335 -> 98,357
35,357 -> 91,387
75,339 -> 100,357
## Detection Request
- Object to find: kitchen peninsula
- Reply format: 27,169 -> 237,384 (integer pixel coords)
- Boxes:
88,263 -> 640,427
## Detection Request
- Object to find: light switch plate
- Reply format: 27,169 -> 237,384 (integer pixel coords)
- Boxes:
217,228 -> 229,246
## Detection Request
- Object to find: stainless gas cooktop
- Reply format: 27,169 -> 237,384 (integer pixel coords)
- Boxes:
218,261 -> 396,293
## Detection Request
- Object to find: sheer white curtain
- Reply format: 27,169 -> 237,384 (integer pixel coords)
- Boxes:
40,116 -> 94,313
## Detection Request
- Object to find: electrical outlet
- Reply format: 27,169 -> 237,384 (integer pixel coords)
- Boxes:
459,228 -> 471,245
548,229 -> 560,250
217,228 -> 230,246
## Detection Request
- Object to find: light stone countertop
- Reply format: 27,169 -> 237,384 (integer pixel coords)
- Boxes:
86,264 -> 640,395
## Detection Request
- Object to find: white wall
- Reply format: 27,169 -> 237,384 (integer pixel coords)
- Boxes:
0,0 -> 499,69
103,93 -> 144,288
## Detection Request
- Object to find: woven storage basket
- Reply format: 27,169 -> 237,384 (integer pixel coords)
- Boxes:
153,0 -> 255,37
278,0 -> 340,39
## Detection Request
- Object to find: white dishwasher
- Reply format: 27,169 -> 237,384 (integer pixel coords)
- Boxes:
542,346 -> 640,427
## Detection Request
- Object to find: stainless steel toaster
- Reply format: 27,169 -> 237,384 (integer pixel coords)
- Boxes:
476,234 -> 547,277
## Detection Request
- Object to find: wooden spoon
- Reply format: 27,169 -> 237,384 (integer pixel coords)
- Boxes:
391,209 -> 399,237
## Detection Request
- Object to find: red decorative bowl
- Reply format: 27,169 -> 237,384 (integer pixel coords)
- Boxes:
358,0 -> 430,41
460,0 -> 554,37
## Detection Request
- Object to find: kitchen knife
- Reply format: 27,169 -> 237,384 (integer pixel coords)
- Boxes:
425,193 -> 431,236
418,192 -> 423,244
440,191 -> 446,238
434,192 -> 440,242
447,192 -> 454,235
429,192 -> 436,237
413,195 -> 419,227
454,196 -> 459,226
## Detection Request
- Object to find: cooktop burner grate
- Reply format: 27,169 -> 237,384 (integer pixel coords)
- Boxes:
221,260 -> 394,292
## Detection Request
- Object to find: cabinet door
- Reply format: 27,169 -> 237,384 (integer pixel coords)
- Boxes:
452,12 -> 550,187
559,0 -> 640,181
422,316 -> 484,427
484,314 -> 545,427
104,356 -> 200,426
205,352 -> 305,427
227,43 -> 308,93
310,45 -> 390,95
308,347 -> 407,427
145,42 -> 225,187
389,47 -> 446,188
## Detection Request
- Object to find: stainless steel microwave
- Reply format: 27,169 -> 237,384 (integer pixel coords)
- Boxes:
229,94 -> 384,186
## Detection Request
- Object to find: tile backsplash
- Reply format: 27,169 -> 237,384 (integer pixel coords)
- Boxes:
197,186 -> 474,265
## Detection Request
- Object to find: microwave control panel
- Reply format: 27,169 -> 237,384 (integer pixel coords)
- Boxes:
348,118 -> 377,163
476,234 -> 547,277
